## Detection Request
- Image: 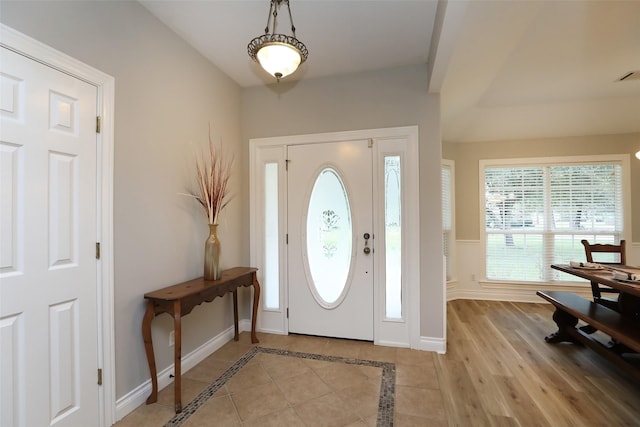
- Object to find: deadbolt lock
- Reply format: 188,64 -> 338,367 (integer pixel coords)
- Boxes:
363,233 -> 372,255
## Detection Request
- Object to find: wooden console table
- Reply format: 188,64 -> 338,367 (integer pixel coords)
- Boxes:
142,267 -> 260,413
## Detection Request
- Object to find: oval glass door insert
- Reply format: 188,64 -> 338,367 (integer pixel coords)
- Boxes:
306,168 -> 352,306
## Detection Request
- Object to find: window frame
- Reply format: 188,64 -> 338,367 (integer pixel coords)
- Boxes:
479,154 -> 632,284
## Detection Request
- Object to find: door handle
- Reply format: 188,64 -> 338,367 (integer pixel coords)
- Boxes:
363,233 -> 371,255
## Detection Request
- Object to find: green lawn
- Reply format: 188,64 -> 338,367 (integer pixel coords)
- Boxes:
486,233 -> 617,282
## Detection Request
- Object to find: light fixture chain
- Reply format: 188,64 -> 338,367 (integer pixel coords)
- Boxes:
271,0 -> 280,35
285,0 -> 297,37
264,0 -> 276,34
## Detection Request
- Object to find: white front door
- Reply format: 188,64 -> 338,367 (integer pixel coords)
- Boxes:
287,140 -> 374,340
0,47 -> 100,427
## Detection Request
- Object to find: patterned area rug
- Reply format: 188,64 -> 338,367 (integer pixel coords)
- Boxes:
164,346 -> 396,426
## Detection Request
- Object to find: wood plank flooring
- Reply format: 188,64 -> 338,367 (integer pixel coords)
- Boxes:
438,300 -> 640,426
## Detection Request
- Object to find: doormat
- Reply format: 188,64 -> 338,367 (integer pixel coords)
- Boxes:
164,346 -> 396,427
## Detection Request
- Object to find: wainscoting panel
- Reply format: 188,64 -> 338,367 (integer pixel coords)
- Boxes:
447,240 -> 635,302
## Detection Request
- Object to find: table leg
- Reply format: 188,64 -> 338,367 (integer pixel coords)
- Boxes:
233,289 -> 239,341
251,273 -> 261,344
173,300 -> 182,413
142,300 -> 158,404
544,308 -> 579,344
619,292 -> 640,320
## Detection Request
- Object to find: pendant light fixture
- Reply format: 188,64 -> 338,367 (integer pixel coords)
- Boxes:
248,0 -> 308,82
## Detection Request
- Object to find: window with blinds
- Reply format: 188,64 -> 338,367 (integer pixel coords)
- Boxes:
442,161 -> 454,281
482,159 -> 624,282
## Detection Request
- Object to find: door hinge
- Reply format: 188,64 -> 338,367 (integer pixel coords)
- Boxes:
286,234 -> 288,244
96,116 -> 101,133
96,242 -> 101,260
285,159 -> 290,171
368,138 -> 373,148
97,368 -> 103,386
286,307 -> 289,318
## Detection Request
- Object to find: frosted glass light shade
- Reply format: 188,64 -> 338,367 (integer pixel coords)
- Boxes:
256,42 -> 302,80
636,150 -> 640,160
247,0 -> 308,81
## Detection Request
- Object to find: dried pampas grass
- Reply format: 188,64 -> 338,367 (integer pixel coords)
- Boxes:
183,128 -> 234,225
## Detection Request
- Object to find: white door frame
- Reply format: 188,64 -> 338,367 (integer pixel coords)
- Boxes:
249,126 -> 420,349
1,24 -> 116,426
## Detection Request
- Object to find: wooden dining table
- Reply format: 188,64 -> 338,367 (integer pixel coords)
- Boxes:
552,264 -> 640,318
551,264 -> 640,298
540,264 -> 640,381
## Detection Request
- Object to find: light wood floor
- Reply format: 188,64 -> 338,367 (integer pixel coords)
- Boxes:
115,300 -> 640,426
440,299 -> 640,426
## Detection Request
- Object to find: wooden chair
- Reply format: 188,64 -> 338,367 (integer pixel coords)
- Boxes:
581,239 -> 626,311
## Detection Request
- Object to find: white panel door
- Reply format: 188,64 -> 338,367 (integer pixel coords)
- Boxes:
287,140 -> 374,340
0,47 -> 99,427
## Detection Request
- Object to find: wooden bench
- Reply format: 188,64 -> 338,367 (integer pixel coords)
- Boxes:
537,290 -> 640,381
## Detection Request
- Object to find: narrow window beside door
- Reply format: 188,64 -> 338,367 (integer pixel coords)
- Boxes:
264,163 -> 279,309
384,156 -> 402,319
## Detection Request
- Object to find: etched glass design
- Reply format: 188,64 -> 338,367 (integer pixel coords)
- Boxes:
264,163 -> 279,309
306,168 -> 352,305
385,156 -> 402,319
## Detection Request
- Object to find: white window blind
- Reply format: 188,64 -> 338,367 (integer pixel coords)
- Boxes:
483,161 -> 624,282
441,163 -> 453,280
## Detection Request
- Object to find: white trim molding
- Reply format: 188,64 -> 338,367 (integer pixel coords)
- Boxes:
250,126 -> 421,349
417,336 -> 447,354
630,242 -> 640,266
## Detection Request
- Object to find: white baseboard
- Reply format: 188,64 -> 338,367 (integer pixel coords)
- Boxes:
115,323 -> 243,421
416,336 -> 446,354
239,318 -> 251,333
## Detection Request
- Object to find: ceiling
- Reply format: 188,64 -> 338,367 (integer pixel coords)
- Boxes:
140,0 -> 640,143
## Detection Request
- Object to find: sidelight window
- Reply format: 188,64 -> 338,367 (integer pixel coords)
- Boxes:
264,162 -> 279,309
384,156 -> 402,319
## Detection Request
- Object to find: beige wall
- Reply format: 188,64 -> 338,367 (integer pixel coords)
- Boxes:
1,1 -> 245,399
241,65 -> 446,340
443,133 -> 640,242
1,1 -> 446,405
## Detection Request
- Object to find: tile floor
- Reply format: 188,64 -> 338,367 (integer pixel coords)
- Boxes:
114,332 -> 447,426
